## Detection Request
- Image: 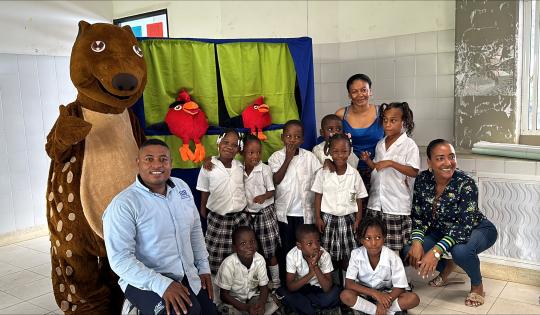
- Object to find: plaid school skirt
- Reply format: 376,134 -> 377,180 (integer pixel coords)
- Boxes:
246,204 -> 281,260
365,209 -> 411,251
206,210 -> 250,274
321,212 -> 358,261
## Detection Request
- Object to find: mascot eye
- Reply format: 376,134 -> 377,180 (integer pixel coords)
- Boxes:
91,41 -> 106,53
133,45 -> 143,58
254,105 -> 259,110
174,105 -> 182,111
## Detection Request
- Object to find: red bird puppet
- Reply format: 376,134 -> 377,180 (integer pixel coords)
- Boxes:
165,90 -> 209,163
241,96 -> 271,141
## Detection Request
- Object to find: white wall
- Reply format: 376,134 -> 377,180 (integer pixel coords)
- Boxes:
1,1 -> 113,56
112,1 -> 454,44
0,0 -> 454,236
0,1 -> 111,236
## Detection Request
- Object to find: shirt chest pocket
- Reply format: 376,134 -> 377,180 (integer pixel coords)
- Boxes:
373,266 -> 393,288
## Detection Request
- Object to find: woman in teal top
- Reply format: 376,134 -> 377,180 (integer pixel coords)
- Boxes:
335,74 -> 384,209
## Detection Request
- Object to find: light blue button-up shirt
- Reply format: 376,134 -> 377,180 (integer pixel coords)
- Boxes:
103,176 -> 210,297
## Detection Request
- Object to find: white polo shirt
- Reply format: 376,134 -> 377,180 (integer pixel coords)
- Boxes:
312,141 -> 359,169
244,162 -> 275,212
311,164 -> 368,216
346,246 -> 409,290
196,156 -> 247,215
268,148 -> 321,223
285,247 -> 333,287
366,133 -> 419,215
215,252 -> 269,302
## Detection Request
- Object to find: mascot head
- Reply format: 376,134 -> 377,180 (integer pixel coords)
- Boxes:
70,21 -> 147,113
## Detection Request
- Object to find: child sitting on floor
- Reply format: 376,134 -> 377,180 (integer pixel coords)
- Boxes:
276,224 -> 341,315
341,216 -> 420,315
215,226 -> 279,315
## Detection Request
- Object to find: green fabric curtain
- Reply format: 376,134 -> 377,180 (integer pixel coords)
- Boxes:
141,39 -> 219,125
216,42 -> 299,123
141,40 -> 298,168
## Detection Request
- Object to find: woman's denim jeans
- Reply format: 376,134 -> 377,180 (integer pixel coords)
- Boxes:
402,219 -> 498,286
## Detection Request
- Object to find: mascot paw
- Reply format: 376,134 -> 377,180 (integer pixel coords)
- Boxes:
256,131 -> 267,141
180,144 -> 195,161
56,106 -> 92,145
193,143 -> 206,163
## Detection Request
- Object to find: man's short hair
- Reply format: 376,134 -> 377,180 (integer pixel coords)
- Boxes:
295,224 -> 319,242
140,138 -> 169,150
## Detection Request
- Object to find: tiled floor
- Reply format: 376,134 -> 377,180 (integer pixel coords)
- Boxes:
0,236 -> 539,314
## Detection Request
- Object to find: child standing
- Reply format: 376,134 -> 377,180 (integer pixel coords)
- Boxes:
312,114 -> 359,168
311,133 -> 368,283
276,224 -> 341,315
268,120 -> 321,253
242,134 -> 281,288
341,216 -> 420,315
197,128 -> 249,274
361,102 -> 420,252
215,226 -> 279,315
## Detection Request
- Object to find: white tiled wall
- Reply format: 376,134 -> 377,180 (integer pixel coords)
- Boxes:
313,29 -> 456,146
0,54 -> 76,235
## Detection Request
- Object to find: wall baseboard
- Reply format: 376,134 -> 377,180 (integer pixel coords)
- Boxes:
0,225 -> 48,247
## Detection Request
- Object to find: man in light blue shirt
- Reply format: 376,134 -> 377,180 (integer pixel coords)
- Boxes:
103,139 -> 217,315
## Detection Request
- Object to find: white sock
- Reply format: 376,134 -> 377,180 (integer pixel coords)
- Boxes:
389,298 -> 401,312
269,264 -> 280,286
352,296 -> 377,315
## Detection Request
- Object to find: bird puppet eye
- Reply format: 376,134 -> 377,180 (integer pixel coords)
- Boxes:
174,105 -> 182,111
254,105 -> 259,110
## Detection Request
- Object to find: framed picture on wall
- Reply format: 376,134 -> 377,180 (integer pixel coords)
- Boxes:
113,9 -> 169,38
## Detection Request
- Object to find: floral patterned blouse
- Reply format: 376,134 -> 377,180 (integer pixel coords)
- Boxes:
410,169 -> 486,252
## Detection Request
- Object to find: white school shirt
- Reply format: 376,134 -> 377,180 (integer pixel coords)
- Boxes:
346,246 -> 409,290
312,142 -> 359,169
286,247 -> 334,287
311,164 -> 368,216
244,162 -> 275,212
196,156 -> 247,215
268,148 -> 321,223
366,133 -> 420,215
215,252 -> 269,302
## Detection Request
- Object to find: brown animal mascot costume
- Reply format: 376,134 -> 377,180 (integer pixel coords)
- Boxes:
45,21 -> 146,314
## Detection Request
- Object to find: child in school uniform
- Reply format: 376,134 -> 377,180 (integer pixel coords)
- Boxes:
276,224 -> 341,315
197,128 -> 249,274
341,216 -> 420,315
361,102 -> 420,252
241,134 -> 281,288
312,114 -> 359,168
267,120 -> 321,253
312,133 -> 368,285
215,226 -> 279,315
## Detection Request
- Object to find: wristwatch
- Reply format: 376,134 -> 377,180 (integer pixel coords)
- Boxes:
432,249 -> 441,260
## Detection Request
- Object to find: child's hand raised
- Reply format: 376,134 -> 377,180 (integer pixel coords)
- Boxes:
202,156 -> 214,171
322,158 -> 336,173
360,151 -> 371,161
284,143 -> 298,160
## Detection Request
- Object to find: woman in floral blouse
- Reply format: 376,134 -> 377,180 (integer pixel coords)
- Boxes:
403,139 -> 497,307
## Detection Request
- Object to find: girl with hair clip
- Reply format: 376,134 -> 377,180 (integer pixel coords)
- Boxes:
241,134 -> 282,289
197,128 -> 250,274
311,133 -> 368,286
361,102 -> 420,253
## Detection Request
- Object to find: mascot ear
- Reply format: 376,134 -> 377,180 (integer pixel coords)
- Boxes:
77,20 -> 91,40
122,25 -> 135,36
